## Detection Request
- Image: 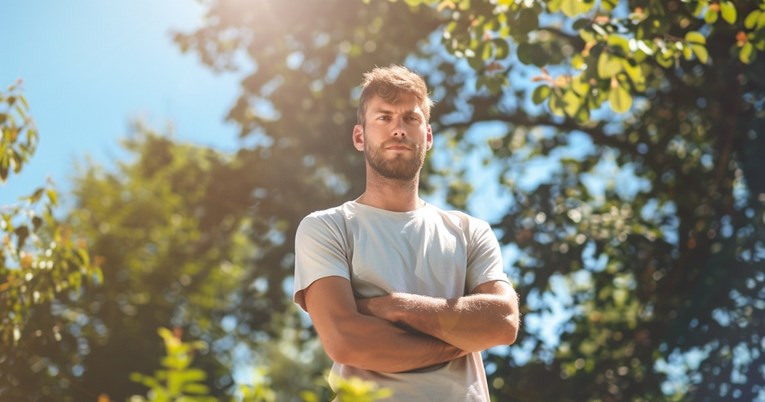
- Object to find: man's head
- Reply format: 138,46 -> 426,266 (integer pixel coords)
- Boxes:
353,65 -> 434,182
356,65 -> 433,127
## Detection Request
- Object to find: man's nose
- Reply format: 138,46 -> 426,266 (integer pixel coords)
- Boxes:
392,117 -> 406,137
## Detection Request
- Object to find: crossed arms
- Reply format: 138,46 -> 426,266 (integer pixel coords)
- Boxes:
303,276 -> 520,373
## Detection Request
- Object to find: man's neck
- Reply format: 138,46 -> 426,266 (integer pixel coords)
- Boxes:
356,175 -> 424,212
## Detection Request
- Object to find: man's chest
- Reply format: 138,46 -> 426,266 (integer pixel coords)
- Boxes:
347,220 -> 469,299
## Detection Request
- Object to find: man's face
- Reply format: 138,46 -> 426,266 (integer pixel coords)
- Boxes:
353,94 -> 433,181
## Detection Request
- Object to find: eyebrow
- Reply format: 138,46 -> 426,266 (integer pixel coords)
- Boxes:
371,107 -> 420,116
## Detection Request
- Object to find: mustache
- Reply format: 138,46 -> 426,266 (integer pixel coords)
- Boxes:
382,139 -> 421,149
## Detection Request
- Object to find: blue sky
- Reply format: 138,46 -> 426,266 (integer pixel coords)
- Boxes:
1,0 -> 242,205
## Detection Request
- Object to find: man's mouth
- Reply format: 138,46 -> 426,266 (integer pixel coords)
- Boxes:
385,143 -> 411,151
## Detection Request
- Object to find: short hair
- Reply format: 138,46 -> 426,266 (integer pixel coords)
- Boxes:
356,65 -> 433,126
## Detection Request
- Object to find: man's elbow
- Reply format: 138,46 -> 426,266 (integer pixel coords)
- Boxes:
498,290 -> 520,345
498,314 -> 520,345
325,344 -> 353,365
486,312 -> 519,347
321,334 -> 369,367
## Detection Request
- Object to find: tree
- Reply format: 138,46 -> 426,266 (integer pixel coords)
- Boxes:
1,83 -> 101,400
397,1 -> 765,400
176,0 -> 765,400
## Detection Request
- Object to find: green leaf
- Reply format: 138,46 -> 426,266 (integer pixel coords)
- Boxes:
532,85 -> 551,105
740,41 -> 756,64
46,188 -> 58,206
608,82 -> 633,113
691,44 -> 709,63
720,1 -> 737,24
547,0 -> 562,13
181,368 -> 207,382
598,51 -> 623,79
28,187 -> 45,203
656,51 -> 675,68
0,156 -> 8,182
492,39 -> 510,59
481,40 -> 492,60
602,0 -> 618,10
574,103 -> 591,122
559,0 -> 593,17
562,89 -> 581,117
685,31 -> 706,45
572,18 -> 591,30
682,45 -> 693,61
622,59 -> 646,91
467,55 -> 484,71
181,383 -> 210,395
549,92 -> 566,117
745,10 -> 761,29
692,0 -> 708,17
570,76 -> 590,96
607,34 -> 630,55
14,225 -> 30,250
705,9 -> 718,24
516,42 -> 546,66
32,216 -> 43,231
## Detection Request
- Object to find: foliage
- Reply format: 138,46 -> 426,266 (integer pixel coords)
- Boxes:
57,127 -> 273,400
0,81 -> 38,183
129,328 -> 216,402
177,0 -> 765,400
128,328 -> 389,402
6,0 -> 765,400
407,0 -> 765,119
328,377 -> 393,402
377,0 -> 765,400
0,84 -> 101,400
62,125 -> 335,401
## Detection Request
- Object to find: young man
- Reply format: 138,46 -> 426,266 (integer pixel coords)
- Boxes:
293,65 -> 520,401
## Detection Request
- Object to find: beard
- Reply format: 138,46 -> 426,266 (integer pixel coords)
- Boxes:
365,140 -> 426,181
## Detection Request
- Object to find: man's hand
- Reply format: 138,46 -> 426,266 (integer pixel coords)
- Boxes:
356,280 -> 520,352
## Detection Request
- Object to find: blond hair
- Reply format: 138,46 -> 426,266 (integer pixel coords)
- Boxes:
357,65 -> 433,126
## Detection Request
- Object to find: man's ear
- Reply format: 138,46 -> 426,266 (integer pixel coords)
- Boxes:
353,125 -> 365,151
426,124 -> 433,150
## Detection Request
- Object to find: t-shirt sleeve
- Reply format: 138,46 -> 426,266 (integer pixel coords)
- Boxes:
465,218 -> 511,293
293,213 -> 350,311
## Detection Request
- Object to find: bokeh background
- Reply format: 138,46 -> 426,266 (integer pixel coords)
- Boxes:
2,0 -> 764,401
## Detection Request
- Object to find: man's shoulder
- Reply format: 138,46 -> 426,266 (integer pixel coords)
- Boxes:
299,202 -> 354,231
426,204 -> 490,231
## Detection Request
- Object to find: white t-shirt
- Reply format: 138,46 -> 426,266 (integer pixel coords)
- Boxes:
293,201 -> 509,401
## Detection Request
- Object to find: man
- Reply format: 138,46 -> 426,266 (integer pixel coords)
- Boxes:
293,65 -> 520,401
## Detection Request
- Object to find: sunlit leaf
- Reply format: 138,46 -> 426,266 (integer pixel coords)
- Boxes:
705,8 -> 718,24
740,41 -> 756,63
46,188 -> 58,206
562,89 -> 581,117
720,1 -> 736,24
549,91 -> 566,117
608,82 -> 633,113
532,85 -> 551,105
492,38 -> 510,59
691,44 -> 709,63
744,10 -> 761,29
598,51 -> 623,79
622,59 -> 646,91
685,31 -> 706,45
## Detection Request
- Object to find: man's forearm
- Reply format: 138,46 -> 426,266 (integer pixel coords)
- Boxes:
304,276 -> 467,373
322,310 -> 467,373
357,282 -> 519,352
